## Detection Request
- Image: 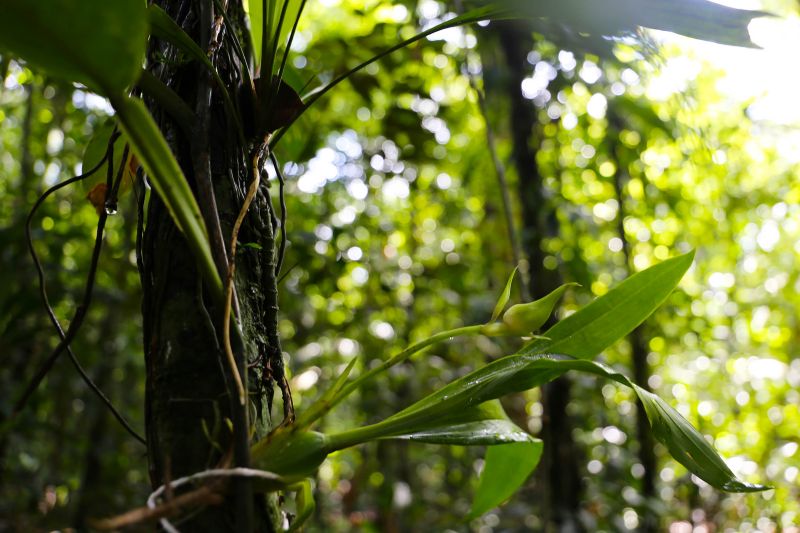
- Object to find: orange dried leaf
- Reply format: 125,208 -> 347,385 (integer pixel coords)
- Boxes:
87,182 -> 108,215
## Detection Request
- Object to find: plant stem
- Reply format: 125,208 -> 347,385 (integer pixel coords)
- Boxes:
298,324 -> 483,428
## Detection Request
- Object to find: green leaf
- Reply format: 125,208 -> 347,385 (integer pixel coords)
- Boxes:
388,400 -> 535,445
295,356 -> 359,429
392,419 -> 534,446
273,4 -> 516,145
470,0 -> 767,49
634,384 -> 765,492
353,352 -> 765,492
244,0 -> 305,69
491,267 -> 517,322
0,0 -> 147,95
469,441 -> 543,520
81,121 -> 127,190
522,251 -> 694,359
110,95 -> 223,301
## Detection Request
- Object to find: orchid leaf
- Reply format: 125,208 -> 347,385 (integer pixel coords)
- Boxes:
523,251 -> 694,359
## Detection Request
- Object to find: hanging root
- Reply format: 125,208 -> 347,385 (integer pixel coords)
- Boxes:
222,142 -> 267,405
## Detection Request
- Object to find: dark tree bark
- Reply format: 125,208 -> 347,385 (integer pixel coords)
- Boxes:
494,21 -> 585,533
139,1 -> 283,530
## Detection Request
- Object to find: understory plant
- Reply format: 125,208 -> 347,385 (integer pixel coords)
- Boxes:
0,0 -> 769,529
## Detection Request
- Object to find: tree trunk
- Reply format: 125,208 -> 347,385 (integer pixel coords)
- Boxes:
495,21 -> 585,533
609,113 -> 658,532
140,2 -> 282,530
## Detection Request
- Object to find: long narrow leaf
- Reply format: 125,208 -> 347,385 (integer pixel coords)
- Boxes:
355,352 -> 765,492
111,96 -> 223,301
522,251 -> 694,359
467,0 -> 766,48
244,0 -> 305,67
387,400 -> 533,445
393,420 -> 535,446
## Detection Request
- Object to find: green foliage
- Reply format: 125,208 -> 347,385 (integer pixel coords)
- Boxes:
248,256 -> 763,523
494,282 -> 578,335
490,266 -> 517,322
481,0 -> 767,49
523,250 -> 694,359
0,0 -> 147,95
111,96 -> 222,299
469,441 -> 543,519
0,0 -> 791,529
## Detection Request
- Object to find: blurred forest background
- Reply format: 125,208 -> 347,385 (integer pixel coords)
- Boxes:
1,0 -> 799,531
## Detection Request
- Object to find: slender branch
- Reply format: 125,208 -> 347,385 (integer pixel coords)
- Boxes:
91,485 -> 223,531
296,324 -> 483,429
271,10 -> 497,147
277,261 -> 298,285
14,136 -> 146,445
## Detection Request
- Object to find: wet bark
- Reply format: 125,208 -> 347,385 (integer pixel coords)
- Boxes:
139,1 -> 281,530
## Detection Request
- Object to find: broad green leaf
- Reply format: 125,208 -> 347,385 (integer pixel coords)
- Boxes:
634,384 -> 764,492
469,441 -> 543,519
356,352 -> 765,492
264,353 -> 765,493
469,0 -> 766,49
0,0 -> 147,95
490,267 -> 517,322
110,96 -> 223,300
387,400 -> 534,445
391,419 -> 534,446
522,251 -> 694,359
323,399 -> 535,449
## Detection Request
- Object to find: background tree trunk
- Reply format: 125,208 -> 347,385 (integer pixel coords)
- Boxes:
495,21 -> 586,532
609,111 -> 658,532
